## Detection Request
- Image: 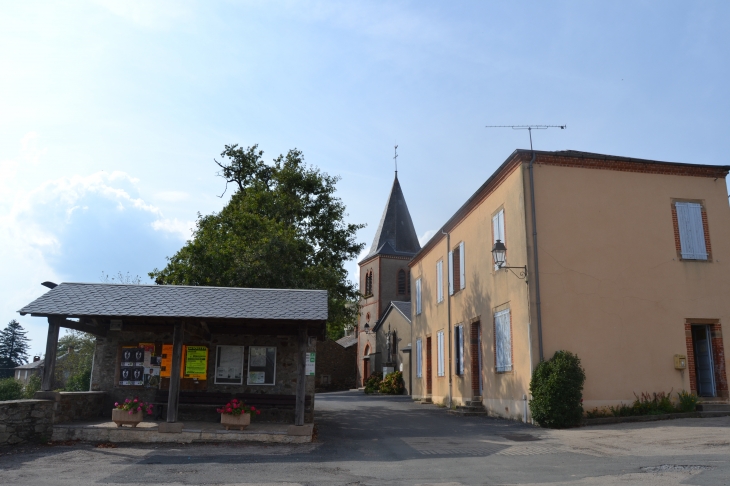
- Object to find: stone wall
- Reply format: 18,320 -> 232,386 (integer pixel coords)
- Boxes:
0,400 -> 54,446
315,340 -> 356,392
54,392 -> 106,423
91,329 -> 316,423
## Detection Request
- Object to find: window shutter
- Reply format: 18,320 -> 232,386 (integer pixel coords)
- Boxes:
454,326 -> 460,375
458,326 -> 464,375
416,339 -> 422,378
448,251 -> 454,295
416,278 -> 422,315
495,309 -> 512,372
459,242 -> 466,290
676,202 -> 708,260
437,331 -> 445,376
437,260 -> 443,303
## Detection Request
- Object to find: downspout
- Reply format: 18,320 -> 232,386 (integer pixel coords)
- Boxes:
528,152 -> 544,362
442,230 -> 452,408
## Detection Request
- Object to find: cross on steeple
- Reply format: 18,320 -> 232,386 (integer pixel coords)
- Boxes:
394,144 -> 398,176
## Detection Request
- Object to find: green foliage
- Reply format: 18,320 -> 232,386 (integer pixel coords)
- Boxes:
64,368 -> 91,392
677,390 -> 698,412
0,320 -> 31,377
56,330 -> 95,391
363,372 -> 383,394
150,145 -> 365,340
379,371 -> 405,395
632,391 -> 675,415
23,374 -> 42,399
529,350 -> 586,428
0,377 -> 24,401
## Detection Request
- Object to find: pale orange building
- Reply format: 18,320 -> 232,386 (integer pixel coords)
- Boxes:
409,149 -> 729,420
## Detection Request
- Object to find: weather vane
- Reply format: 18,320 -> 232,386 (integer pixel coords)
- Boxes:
485,125 -> 566,151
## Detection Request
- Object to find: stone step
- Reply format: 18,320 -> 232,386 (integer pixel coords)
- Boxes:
455,406 -> 485,412
465,401 -> 483,407
448,409 -> 488,417
697,403 -> 730,412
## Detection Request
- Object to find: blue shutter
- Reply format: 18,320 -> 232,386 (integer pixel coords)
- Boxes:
448,251 -> 454,295
416,278 -> 422,315
437,260 -> 443,303
459,242 -> 466,290
676,202 -> 707,260
416,339 -> 422,378
495,309 -> 512,372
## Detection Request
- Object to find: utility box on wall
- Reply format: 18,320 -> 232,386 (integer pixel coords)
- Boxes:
674,354 -> 687,370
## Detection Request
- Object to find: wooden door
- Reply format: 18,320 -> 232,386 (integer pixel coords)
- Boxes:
426,336 -> 432,394
471,321 -> 482,395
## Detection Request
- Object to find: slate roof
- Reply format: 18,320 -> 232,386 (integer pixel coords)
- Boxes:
15,359 -> 45,370
335,334 -> 358,349
360,174 -> 420,262
18,283 -> 328,321
374,301 -> 411,332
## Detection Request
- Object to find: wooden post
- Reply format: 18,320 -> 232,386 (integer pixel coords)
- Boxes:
41,317 -> 60,391
294,324 -> 308,426
167,322 -> 184,423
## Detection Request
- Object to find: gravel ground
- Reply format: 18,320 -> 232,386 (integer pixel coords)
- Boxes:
0,391 -> 728,485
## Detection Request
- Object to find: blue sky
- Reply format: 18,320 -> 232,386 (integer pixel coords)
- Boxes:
1,1 -> 729,355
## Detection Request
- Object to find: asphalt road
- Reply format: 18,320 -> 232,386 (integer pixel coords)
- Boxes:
1,391 -> 729,485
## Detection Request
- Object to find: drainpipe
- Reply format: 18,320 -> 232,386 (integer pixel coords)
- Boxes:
528,151 -> 544,362
442,229 -> 453,408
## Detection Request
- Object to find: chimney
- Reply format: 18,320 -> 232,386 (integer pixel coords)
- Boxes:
33,356 -> 40,362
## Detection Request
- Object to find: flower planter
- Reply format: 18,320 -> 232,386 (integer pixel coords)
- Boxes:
221,412 -> 251,431
112,408 -> 144,428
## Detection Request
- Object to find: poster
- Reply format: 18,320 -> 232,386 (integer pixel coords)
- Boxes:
305,352 -> 316,376
248,371 -> 265,384
184,346 -> 208,379
249,347 -> 267,367
160,344 -> 173,377
215,346 -> 244,385
121,347 -> 137,367
120,347 -> 145,385
247,346 -> 276,385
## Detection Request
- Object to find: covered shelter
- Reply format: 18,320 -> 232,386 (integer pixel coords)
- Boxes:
18,282 -> 327,431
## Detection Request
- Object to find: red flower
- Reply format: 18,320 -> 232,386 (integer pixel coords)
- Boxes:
250,406 -> 256,411
226,408 -> 232,413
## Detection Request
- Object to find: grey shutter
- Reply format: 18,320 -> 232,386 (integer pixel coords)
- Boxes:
459,326 -> 465,375
437,260 -> 443,303
677,202 -> 708,260
448,251 -> 454,295
416,339 -> 422,377
459,241 -> 466,290
416,278 -> 422,315
495,309 -> 512,372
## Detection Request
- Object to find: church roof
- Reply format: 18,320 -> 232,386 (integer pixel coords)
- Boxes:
360,175 -> 420,262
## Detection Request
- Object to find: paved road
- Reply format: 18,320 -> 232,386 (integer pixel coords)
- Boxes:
1,391 -> 729,485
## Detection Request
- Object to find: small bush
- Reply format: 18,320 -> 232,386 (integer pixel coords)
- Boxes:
0,377 -> 24,401
64,368 -> 91,392
363,372 -> 383,394
631,391 -> 675,415
529,350 -> 586,428
677,390 -> 698,412
379,371 -> 405,395
23,374 -> 42,399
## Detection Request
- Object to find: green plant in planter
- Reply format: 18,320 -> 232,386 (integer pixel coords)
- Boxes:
529,350 -> 586,428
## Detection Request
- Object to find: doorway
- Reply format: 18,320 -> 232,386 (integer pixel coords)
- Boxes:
692,325 -> 716,397
426,336 -> 432,395
363,344 -> 371,386
471,321 -> 483,396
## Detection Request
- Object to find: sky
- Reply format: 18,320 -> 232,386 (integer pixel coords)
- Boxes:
1,1 -> 729,356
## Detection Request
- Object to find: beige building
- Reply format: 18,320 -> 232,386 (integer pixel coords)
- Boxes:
409,149 -> 730,420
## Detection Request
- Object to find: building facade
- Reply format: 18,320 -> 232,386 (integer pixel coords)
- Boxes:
358,174 -> 420,386
409,149 -> 730,420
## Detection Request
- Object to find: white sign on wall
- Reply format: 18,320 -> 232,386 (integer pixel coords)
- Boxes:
305,352 -> 316,376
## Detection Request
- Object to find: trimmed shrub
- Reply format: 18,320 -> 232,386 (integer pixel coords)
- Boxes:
529,350 -> 586,428
364,372 -> 383,394
379,371 -> 405,395
0,377 -> 24,401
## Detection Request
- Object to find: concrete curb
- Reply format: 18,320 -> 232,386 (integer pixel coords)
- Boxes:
583,410 -> 730,426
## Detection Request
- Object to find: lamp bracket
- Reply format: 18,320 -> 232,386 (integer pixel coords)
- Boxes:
497,265 -> 528,280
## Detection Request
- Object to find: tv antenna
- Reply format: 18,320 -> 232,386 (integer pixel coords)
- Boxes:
393,144 -> 398,175
485,125 -> 566,151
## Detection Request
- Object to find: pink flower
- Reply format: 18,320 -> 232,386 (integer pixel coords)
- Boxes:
114,402 -> 119,407
226,408 -> 232,413
125,399 -> 130,403
250,406 -> 255,411
137,406 -> 142,411
133,398 -> 138,403
128,411 -> 133,415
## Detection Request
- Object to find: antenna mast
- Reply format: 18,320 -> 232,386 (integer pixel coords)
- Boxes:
485,125 -> 566,151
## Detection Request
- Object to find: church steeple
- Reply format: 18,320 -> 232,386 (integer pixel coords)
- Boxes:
361,173 -> 421,262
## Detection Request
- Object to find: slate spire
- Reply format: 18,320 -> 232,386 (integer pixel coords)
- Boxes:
361,173 -> 421,261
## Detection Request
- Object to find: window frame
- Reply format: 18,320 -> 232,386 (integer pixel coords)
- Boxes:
673,200 -> 711,261
214,345 -> 245,385
247,346 -> 277,386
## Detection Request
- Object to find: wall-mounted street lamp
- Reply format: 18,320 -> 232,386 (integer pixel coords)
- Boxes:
363,322 -> 371,334
491,239 -> 527,280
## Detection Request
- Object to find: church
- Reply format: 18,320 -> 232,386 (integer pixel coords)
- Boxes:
356,171 -> 420,389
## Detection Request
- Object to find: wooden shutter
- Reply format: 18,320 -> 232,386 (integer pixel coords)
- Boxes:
448,251 -> 454,295
676,202 -> 708,260
416,339 -> 422,378
495,309 -> 512,372
416,278 -> 422,315
459,242 -> 466,290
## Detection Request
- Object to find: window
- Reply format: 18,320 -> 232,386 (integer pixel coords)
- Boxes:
397,269 -> 407,295
436,260 -> 444,303
448,242 -> 466,295
494,309 -> 512,372
674,201 -> 709,260
364,270 -> 373,296
247,346 -> 276,385
493,209 -> 505,270
416,339 -> 422,378
416,278 -> 422,315
407,271 -> 411,294
215,345 -> 244,385
454,325 -> 464,375
437,331 -> 445,376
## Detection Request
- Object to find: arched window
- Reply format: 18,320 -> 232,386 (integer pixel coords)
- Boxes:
397,269 -> 406,295
365,270 -> 373,296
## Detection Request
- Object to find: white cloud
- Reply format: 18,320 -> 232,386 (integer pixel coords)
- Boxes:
419,229 -> 437,246
152,218 -> 195,241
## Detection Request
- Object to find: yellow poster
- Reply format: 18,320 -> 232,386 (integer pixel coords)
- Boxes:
160,344 -> 173,377
184,346 -> 208,379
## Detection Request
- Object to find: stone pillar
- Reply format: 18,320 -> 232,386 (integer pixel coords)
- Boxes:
41,317 -> 60,391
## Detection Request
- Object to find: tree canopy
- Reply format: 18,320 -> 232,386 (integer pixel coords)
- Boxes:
150,145 -> 365,338
0,320 -> 30,378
